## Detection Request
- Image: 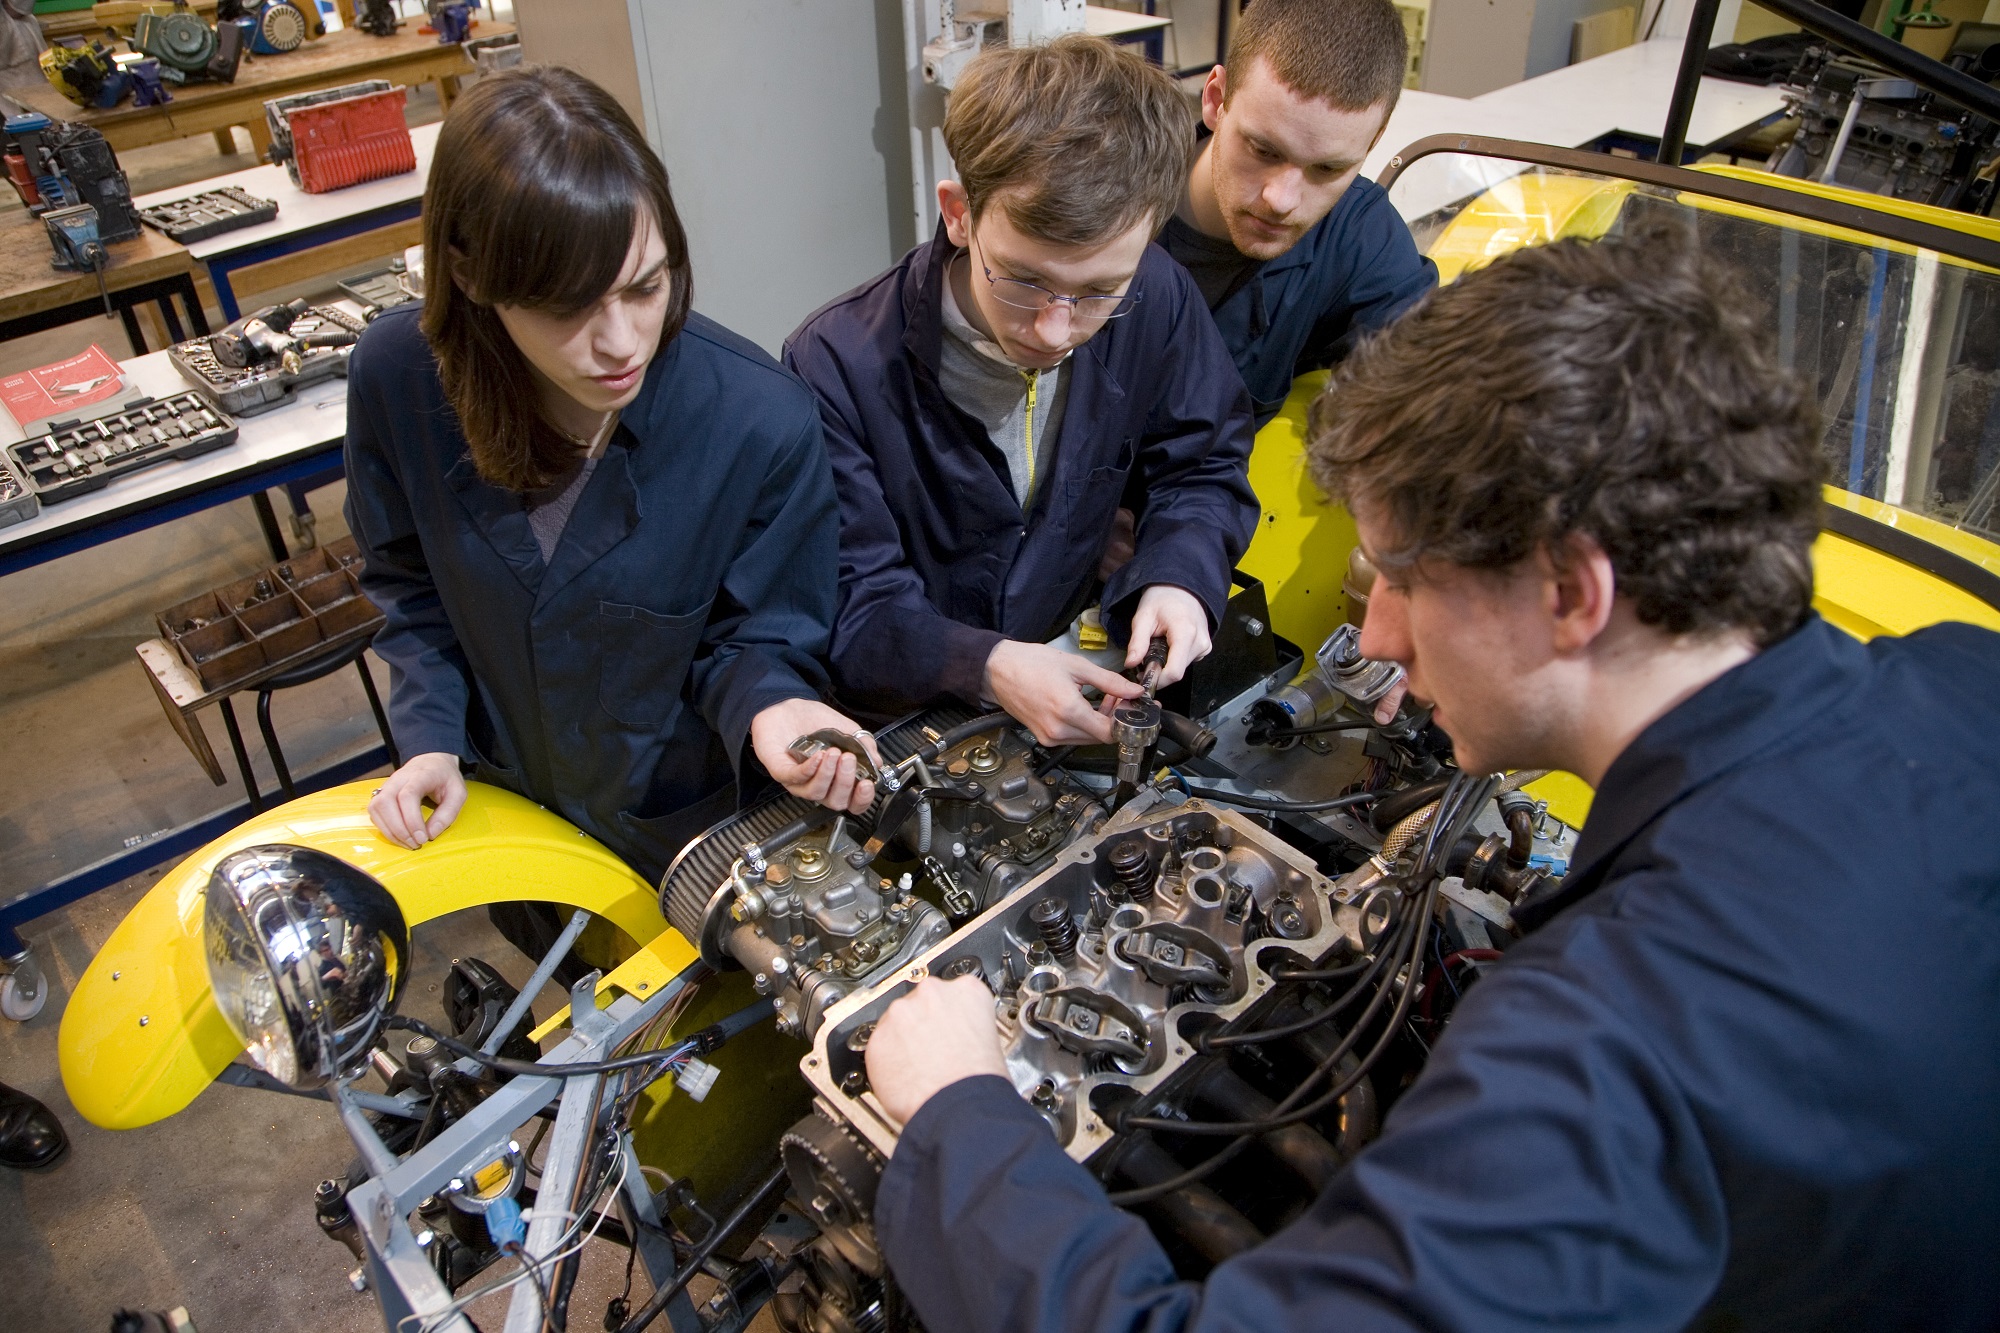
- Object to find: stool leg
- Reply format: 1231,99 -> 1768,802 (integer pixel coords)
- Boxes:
283,482 -> 318,548
355,655 -> 401,769
219,698 -> 262,813
256,689 -> 297,802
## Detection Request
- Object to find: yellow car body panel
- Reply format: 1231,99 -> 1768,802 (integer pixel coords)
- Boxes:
1691,164 -> 2000,274
1237,370 -> 1350,653
57,780 -> 669,1130
1427,174 -> 1632,282
1237,166 -> 2000,830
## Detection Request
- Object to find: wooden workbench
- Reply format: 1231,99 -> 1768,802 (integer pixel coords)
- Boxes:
0,199 -> 206,351
10,23 -> 506,158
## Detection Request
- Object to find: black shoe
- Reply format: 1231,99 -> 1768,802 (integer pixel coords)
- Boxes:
0,1080 -> 68,1169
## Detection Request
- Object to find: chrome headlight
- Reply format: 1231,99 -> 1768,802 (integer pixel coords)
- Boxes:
203,845 -> 408,1089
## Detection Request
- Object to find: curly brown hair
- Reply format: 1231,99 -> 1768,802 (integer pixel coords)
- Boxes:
944,34 -> 1192,246
1308,227 -> 1825,647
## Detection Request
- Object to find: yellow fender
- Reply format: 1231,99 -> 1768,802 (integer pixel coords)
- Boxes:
58,779 -> 675,1130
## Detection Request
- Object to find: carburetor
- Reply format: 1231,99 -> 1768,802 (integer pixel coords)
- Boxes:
919,726 -> 1101,916
799,800 -> 1395,1167
688,819 -> 952,1040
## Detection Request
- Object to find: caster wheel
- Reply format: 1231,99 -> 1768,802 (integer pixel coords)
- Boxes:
1,971 -> 46,1021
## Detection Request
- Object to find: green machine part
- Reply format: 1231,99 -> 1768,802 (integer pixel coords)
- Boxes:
132,12 -> 218,78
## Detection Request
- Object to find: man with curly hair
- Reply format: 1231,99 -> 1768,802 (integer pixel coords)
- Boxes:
861,228 -> 2000,1332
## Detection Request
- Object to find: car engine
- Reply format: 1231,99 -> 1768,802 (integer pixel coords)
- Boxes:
1766,35 -> 2000,214
632,624 -> 1576,1333
282,617 -> 1577,1333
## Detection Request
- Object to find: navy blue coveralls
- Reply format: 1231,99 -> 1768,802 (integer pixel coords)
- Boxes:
343,305 -> 838,882
875,616 -> 2000,1332
1189,176 -> 1436,428
783,230 -> 1260,717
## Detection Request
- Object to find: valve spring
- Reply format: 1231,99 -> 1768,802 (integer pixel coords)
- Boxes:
1029,896 -> 1079,961
1107,840 -> 1155,903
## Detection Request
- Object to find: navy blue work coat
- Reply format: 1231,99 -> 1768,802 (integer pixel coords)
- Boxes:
1200,177 -> 1436,428
875,615 -> 2000,1331
343,306 -> 837,881
783,230 -> 1258,717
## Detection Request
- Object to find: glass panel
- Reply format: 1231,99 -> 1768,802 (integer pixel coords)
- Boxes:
1384,153 -> 2000,542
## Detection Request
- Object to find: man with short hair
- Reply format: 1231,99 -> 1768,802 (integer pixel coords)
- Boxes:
859,229 -> 2000,1331
785,36 -> 1258,744
1166,0 -> 1435,428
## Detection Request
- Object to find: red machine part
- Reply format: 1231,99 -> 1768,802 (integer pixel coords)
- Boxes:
4,150 -> 40,207
287,86 -> 415,194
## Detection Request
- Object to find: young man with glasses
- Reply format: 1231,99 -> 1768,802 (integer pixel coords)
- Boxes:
1169,0 -> 1436,430
784,36 -> 1257,743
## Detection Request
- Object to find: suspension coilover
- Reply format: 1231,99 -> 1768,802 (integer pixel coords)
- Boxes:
1029,896 -> 1079,961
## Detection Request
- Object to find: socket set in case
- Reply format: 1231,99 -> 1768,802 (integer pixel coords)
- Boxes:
138,186 -> 280,244
0,458 -> 38,527
168,304 -> 368,416
155,536 -> 379,691
7,392 -> 236,504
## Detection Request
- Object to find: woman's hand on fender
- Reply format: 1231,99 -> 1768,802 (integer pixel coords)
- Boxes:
752,699 -> 880,814
368,751 -> 468,849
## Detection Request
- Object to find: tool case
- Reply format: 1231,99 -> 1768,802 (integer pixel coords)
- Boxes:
168,304 -> 368,415
0,457 -> 39,527
138,186 -> 279,243
7,392 -> 236,503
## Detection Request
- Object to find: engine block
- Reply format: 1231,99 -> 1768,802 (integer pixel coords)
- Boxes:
801,799 -> 1395,1165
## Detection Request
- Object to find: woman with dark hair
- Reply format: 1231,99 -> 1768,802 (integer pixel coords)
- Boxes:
344,66 -> 875,898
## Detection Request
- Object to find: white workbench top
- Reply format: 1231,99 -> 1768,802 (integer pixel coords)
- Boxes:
0,348 -> 349,560
132,121 -> 440,262
1473,39 -> 1788,152
1364,43 -> 1790,223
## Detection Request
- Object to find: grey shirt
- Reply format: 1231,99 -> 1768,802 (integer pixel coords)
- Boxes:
938,259 -> 1070,512
524,454 -> 600,562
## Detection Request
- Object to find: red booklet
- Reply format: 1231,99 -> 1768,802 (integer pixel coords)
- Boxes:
0,345 -> 140,437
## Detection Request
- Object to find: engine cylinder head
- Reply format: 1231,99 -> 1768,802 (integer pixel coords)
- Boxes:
1029,896 -> 1078,961
1106,840 -> 1154,903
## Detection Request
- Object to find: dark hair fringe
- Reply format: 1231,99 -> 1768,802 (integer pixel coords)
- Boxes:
1307,225 -> 1826,648
420,66 -> 693,492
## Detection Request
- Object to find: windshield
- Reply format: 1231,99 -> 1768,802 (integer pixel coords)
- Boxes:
1382,151 -> 2000,544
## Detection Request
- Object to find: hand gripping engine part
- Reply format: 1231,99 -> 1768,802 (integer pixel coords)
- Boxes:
1247,622 -> 1408,746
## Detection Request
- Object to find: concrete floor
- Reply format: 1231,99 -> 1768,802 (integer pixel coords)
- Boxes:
0,15 -> 777,1327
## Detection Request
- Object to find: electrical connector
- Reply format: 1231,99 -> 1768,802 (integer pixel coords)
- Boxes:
675,1056 -> 721,1102
484,1195 -> 526,1250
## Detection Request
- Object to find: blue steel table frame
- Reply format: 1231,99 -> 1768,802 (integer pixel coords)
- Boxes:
0,438 -> 386,988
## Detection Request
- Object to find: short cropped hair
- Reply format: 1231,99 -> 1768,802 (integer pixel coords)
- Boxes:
944,34 -> 1191,245
422,66 -> 692,492
1307,228 -> 1824,647
1226,0 -> 1408,114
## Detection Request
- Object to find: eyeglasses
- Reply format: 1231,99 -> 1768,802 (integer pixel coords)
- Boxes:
968,230 -> 1141,322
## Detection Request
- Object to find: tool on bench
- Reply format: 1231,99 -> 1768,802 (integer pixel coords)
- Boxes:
212,298 -> 360,370
170,303 -> 370,415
